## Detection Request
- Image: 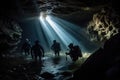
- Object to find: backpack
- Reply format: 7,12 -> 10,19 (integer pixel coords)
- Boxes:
74,45 -> 82,57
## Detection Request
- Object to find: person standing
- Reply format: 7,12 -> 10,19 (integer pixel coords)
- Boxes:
21,38 -> 31,56
31,40 -> 44,62
51,40 -> 61,56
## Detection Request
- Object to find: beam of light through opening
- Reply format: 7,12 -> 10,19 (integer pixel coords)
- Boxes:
48,15 -> 99,52
48,16 -> 85,48
46,15 -> 85,50
39,12 -> 67,50
50,15 -> 88,40
34,20 -> 45,43
39,12 -> 99,52
39,13 -> 55,46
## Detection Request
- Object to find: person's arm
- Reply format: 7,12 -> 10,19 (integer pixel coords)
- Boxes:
31,47 -> 32,54
31,47 -> 34,59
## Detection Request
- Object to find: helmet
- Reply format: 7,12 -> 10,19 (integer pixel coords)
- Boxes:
68,43 -> 73,48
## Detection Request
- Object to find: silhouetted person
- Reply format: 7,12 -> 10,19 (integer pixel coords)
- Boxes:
31,40 -> 44,62
66,43 -> 82,62
21,38 -> 31,56
51,40 -> 61,56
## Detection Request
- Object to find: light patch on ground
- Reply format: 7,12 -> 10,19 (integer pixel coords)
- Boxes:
83,52 -> 91,58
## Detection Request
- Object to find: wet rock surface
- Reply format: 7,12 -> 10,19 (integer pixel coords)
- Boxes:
40,72 -> 55,79
73,32 -> 120,80
0,53 -> 87,80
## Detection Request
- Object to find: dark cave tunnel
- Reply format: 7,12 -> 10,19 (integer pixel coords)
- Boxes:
0,0 -> 120,80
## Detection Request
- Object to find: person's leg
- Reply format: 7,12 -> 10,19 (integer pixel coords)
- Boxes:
34,54 -> 37,61
31,53 -> 34,59
72,56 -> 78,62
27,49 -> 30,55
25,50 -> 27,56
58,51 -> 60,56
38,55 -> 42,61
54,51 -> 57,56
56,51 -> 58,56
70,55 -> 74,61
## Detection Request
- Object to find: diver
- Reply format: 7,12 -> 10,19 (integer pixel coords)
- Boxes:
66,43 -> 82,62
21,38 -> 31,56
51,40 -> 61,56
31,40 -> 44,61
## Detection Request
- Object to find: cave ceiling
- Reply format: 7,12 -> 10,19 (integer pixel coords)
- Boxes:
0,0 -> 119,25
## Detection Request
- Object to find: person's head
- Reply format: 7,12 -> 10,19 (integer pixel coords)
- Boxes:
68,43 -> 73,49
53,40 -> 56,43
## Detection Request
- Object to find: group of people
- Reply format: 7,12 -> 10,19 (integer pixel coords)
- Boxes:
21,39 -> 82,62
21,39 -> 44,62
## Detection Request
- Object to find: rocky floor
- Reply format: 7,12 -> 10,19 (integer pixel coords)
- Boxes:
0,51 -> 89,80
